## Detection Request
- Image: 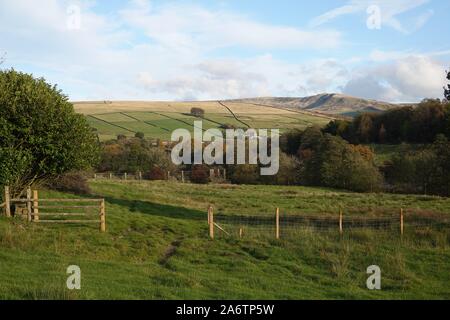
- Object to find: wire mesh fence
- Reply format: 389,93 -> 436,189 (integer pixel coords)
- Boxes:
210,208 -> 450,239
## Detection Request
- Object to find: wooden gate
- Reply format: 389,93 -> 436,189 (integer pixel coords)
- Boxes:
2,186 -> 106,232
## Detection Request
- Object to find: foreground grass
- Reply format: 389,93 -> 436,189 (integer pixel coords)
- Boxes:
0,181 -> 449,299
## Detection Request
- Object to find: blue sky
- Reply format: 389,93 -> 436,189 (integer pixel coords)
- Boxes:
1,0 -> 449,102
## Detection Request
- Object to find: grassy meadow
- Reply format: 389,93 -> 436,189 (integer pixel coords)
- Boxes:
74,101 -> 332,141
0,180 -> 449,300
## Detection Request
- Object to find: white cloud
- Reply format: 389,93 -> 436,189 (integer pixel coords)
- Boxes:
120,1 -> 341,51
0,0 -> 343,101
343,55 -> 447,102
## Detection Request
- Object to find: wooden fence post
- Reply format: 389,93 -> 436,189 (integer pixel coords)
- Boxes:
339,208 -> 343,236
26,187 -> 32,222
181,171 -> 185,183
207,205 -> 212,225
124,172 -> 127,180
276,208 -> 280,239
138,171 -> 142,181
167,171 -> 171,180
33,190 -> 39,222
209,206 -> 214,239
94,173 -> 97,180
400,208 -> 404,237
4,186 -> 11,218
109,173 -> 113,180
223,169 -> 227,181
239,228 -> 243,239
100,199 -> 106,232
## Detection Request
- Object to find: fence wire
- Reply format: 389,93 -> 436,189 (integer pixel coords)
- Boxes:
213,211 -> 450,239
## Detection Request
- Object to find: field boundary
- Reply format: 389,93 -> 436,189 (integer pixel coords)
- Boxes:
93,168 -> 227,183
87,114 -> 136,133
232,101 -> 339,120
207,206 -> 450,239
119,112 -> 171,132
218,101 -> 251,128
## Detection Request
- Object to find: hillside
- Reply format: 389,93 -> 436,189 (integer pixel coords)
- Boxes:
73,101 -> 332,141
0,180 -> 449,299
72,95 -> 416,141
232,93 -> 404,116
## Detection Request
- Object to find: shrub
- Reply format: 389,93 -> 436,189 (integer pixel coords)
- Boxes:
190,107 -> 205,118
47,172 -> 91,195
190,165 -> 209,184
145,167 -> 166,181
230,164 -> 260,185
135,132 -> 145,139
0,69 -> 99,197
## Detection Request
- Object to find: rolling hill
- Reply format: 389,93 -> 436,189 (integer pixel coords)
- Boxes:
73,100 -> 334,141
72,94 -> 408,141
232,93 -> 404,115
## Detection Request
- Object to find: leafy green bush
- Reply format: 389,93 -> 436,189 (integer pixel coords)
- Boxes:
0,69 -> 99,197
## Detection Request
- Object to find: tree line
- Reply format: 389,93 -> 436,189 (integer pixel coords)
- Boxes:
324,99 -> 450,144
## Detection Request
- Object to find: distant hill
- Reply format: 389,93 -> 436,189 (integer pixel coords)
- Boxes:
231,93 -> 407,116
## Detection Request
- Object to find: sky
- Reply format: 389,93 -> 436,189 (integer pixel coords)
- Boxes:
1,0 -> 449,102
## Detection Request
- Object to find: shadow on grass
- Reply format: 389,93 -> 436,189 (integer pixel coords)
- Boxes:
102,196 -> 206,221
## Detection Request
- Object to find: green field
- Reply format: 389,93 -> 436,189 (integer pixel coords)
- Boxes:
1,180 -> 449,299
75,101 -> 332,141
